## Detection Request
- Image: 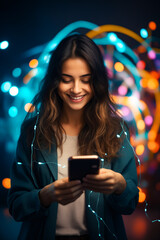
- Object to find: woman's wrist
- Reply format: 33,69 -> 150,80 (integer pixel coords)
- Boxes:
38,184 -> 54,208
114,173 -> 127,195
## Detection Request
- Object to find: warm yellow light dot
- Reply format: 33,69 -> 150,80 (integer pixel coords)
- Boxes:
148,130 -> 156,140
114,62 -> 124,72
2,178 -> 11,189
136,144 -> 145,155
138,191 -> 146,203
138,187 -> 146,203
137,120 -> 145,130
148,141 -> 159,153
24,103 -> 35,113
140,78 -> 148,88
147,78 -> 159,90
29,59 -> 38,68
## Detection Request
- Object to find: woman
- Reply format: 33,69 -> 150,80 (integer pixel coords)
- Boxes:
8,34 -> 139,240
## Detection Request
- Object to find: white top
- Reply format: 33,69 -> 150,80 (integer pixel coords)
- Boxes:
56,135 -> 88,236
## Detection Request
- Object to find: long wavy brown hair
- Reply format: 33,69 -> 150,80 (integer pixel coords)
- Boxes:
27,34 -> 124,161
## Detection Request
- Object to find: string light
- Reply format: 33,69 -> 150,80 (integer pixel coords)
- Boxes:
7,20 -> 160,238
15,109 -> 160,240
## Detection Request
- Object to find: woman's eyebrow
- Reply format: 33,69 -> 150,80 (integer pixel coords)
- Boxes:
61,73 -> 91,77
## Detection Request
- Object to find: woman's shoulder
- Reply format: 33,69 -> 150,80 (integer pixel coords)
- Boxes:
21,116 -> 37,131
19,116 -> 38,146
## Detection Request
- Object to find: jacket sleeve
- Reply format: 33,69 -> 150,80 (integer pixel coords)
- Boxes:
7,129 -> 49,222
105,129 -> 139,215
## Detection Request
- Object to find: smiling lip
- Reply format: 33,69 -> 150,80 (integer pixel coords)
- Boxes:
67,94 -> 86,102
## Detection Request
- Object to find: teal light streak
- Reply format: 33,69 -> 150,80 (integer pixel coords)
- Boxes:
93,37 -> 140,64
38,21 -> 98,64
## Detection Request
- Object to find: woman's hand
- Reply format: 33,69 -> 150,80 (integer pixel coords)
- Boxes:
82,168 -> 126,195
39,178 -> 83,207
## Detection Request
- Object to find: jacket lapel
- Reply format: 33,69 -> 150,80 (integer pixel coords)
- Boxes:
39,143 -> 58,181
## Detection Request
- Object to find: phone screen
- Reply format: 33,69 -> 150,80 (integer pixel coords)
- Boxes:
68,155 -> 100,181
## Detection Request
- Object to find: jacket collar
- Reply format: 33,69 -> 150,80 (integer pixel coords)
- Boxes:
39,143 -> 58,181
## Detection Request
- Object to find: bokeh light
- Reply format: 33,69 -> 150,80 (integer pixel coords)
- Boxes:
140,28 -> 148,38
147,78 -> 159,90
9,86 -> 19,96
148,50 -> 156,59
140,78 -> 148,88
12,68 -> 22,78
2,178 -> 11,189
144,115 -> 153,126
0,41 -> 9,49
136,144 -> 145,156
107,32 -> 117,42
148,141 -> 159,153
148,21 -> 157,31
136,60 -> 146,70
24,103 -> 35,113
8,106 -> 18,117
118,85 -> 128,95
114,62 -> 124,72
137,120 -> 145,131
29,59 -> 38,68
1,81 -> 11,92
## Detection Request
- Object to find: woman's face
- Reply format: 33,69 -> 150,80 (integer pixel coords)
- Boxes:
58,57 -> 93,113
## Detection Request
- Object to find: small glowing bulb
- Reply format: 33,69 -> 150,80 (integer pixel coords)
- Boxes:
17,162 -> 22,165
0,41 -> 9,49
140,28 -> 148,38
38,162 -> 43,165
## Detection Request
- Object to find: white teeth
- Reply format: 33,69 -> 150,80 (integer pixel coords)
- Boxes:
70,95 -> 84,100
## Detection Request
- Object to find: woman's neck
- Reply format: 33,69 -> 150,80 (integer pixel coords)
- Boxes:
60,108 -> 84,136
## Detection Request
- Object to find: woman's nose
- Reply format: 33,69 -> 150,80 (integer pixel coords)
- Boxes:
71,80 -> 82,94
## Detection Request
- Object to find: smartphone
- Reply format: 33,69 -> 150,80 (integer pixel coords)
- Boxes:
68,155 -> 100,181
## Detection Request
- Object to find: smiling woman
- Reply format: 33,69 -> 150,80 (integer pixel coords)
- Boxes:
58,58 -> 93,114
8,34 -> 139,240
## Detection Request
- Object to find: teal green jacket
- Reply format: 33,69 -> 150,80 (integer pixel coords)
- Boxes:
8,119 -> 139,240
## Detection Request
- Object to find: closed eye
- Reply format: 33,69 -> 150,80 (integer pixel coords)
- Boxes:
61,78 -> 72,83
81,79 -> 90,83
